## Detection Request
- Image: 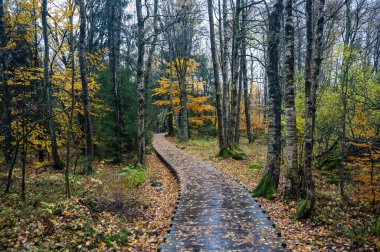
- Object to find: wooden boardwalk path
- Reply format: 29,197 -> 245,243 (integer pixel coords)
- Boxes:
153,133 -> 286,251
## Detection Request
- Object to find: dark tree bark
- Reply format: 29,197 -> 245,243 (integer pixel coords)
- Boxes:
168,56 -> 181,139
108,0 -> 122,163
136,0 -> 146,164
207,0 -> 226,152
0,0 -> 13,169
241,1 -> 253,144
228,0 -> 242,147
78,0 -> 94,174
178,74 -> 189,142
4,143 -> 18,194
284,0 -> 299,198
42,0 -> 63,170
299,0 -> 315,218
168,110 -> 174,136
21,117 -> 27,201
235,67 -> 242,145
253,0 -> 283,199
298,0 -> 325,219
143,0 -> 159,136
221,0 -> 229,142
263,49 -> 268,122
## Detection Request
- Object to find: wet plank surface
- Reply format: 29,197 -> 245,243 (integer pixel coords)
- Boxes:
153,133 -> 286,251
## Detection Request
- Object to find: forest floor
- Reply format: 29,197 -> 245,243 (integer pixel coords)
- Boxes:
168,135 -> 379,251
0,153 -> 177,251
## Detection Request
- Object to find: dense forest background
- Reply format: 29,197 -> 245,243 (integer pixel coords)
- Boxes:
0,0 -> 379,250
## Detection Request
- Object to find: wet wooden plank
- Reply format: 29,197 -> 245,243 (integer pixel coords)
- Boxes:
153,133 -> 286,251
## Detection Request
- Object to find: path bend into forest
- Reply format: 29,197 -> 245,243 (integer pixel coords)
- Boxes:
153,133 -> 286,251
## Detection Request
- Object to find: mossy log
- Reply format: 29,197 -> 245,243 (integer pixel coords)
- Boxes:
219,146 -> 245,160
295,199 -> 314,219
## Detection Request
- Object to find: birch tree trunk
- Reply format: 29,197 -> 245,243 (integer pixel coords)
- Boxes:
207,0 -> 225,152
253,0 -> 283,199
284,0 -> 299,198
42,0 -> 63,170
298,0 -> 325,219
221,0 -> 229,142
299,0 -> 315,218
78,0 -> 94,174
136,0 -> 146,164
235,68 -> 242,145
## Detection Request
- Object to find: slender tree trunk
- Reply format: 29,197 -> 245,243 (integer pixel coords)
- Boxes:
168,110 -> 174,136
4,142 -> 19,194
21,117 -> 27,201
253,0 -> 283,199
65,0 -> 75,198
298,0 -> 325,219
143,0 -> 159,137
263,59 -> 268,122
229,0 -> 241,147
207,0 -> 225,152
32,3 -> 45,164
312,0 -> 326,139
241,3 -> 253,144
42,0 -> 63,170
169,59 -> 181,138
284,0 -> 298,198
108,0 -> 122,163
299,0 -> 315,218
78,0 -> 93,174
179,74 -> 189,141
235,68 -> 242,145
295,14 -> 303,72
136,0 -> 146,164
222,0 -> 229,142
339,0 -> 352,199
0,0 -> 13,170
87,0 -> 95,53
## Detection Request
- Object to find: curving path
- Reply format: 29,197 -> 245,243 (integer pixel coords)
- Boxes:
153,133 -> 286,251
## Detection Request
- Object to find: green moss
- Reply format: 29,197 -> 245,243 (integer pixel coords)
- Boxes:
102,235 -> 113,247
252,174 -> 277,199
248,163 -> 263,170
219,148 -> 229,158
295,199 -> 308,219
375,217 -> 380,235
218,146 -> 245,160
227,147 -> 245,160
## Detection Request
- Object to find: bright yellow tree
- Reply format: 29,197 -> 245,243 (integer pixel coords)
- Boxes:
153,58 -> 214,127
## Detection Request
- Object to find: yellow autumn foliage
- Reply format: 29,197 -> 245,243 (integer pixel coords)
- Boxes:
153,58 -> 214,128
